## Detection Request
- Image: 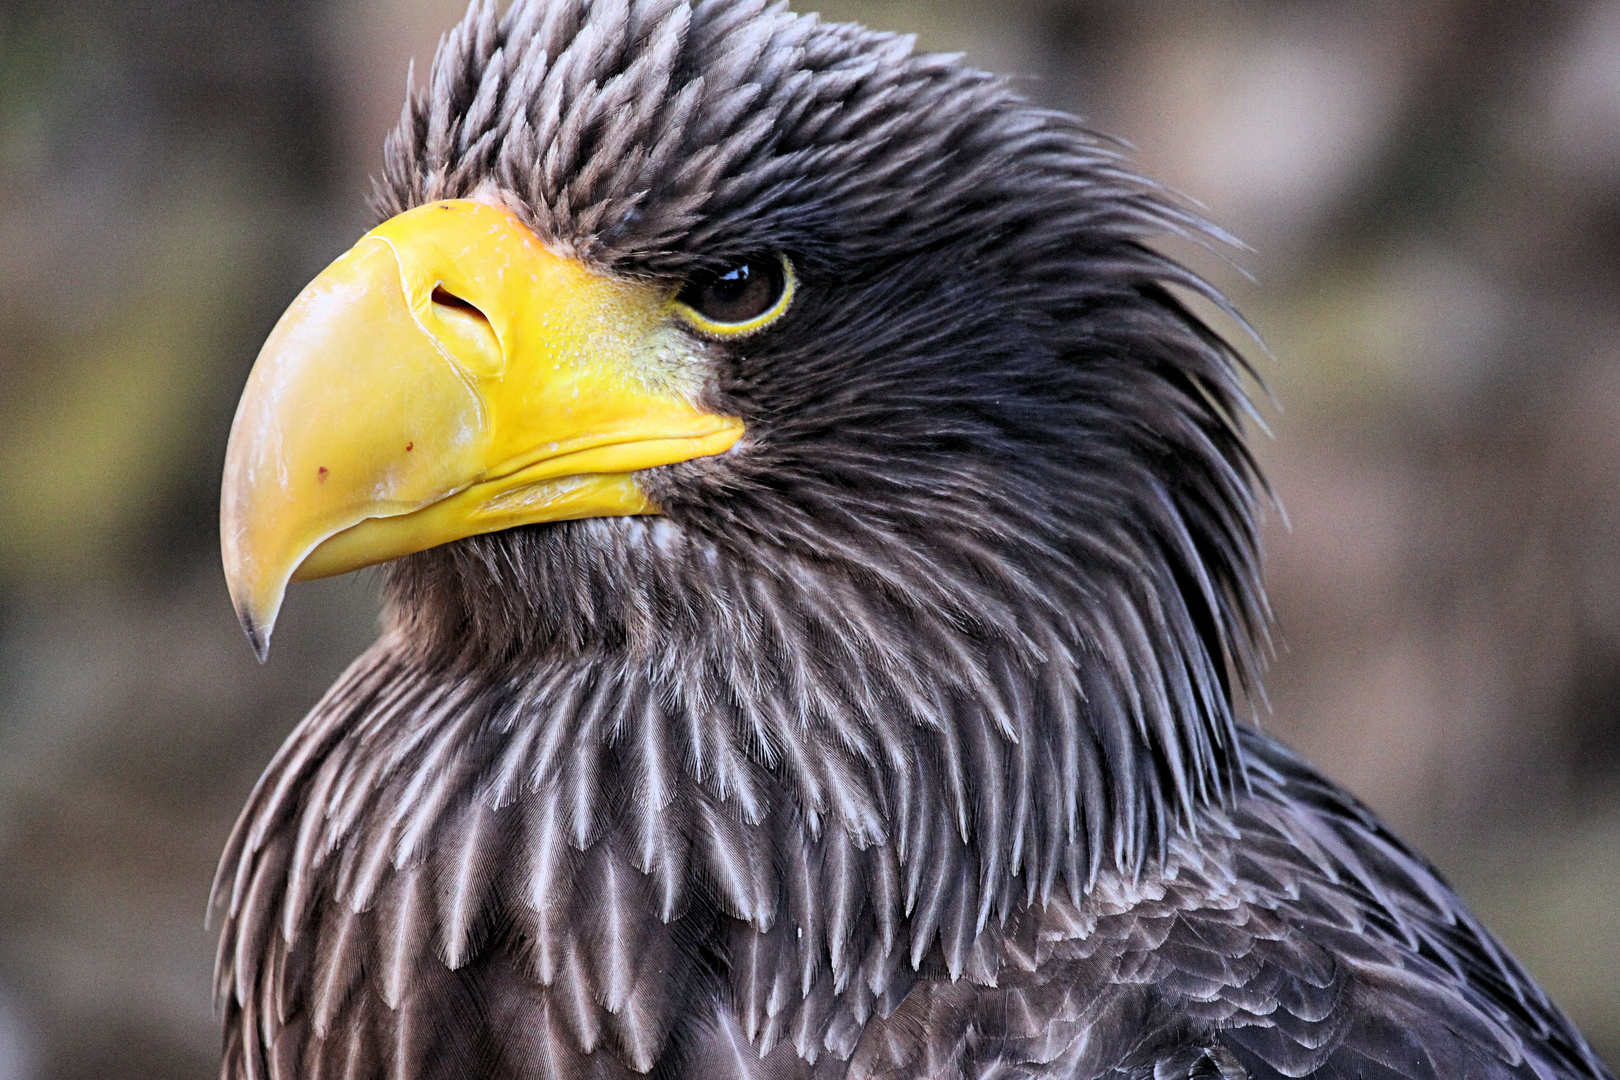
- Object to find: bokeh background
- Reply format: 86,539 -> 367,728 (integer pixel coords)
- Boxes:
1,0 -> 1617,1075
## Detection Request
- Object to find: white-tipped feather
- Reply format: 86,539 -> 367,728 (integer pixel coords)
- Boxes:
523,786 -> 570,984
593,852 -> 640,1013
437,800 -> 497,969
378,867 -> 431,1010
310,909 -> 365,1038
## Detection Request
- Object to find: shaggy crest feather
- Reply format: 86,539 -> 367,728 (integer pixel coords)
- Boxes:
211,2 -> 1612,1079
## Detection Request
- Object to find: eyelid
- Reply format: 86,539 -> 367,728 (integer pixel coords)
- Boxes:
672,254 -> 796,339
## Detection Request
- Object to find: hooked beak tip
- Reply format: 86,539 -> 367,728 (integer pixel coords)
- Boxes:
239,612 -> 272,663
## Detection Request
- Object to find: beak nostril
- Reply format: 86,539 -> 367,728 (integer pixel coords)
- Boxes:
429,282 -> 502,375
431,286 -> 488,322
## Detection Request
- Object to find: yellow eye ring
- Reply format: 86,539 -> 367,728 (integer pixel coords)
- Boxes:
672,255 -> 795,338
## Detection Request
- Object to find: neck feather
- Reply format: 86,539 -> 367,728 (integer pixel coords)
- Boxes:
380,499 -> 1254,898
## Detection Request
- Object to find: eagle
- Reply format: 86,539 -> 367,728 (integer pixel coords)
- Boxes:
210,2 -> 1614,1078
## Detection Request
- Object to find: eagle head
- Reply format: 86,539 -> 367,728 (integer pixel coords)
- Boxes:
207,9 -> 1620,1080
216,2 -> 1268,1066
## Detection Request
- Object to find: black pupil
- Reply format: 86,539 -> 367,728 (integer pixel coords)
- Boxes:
682,259 -> 782,324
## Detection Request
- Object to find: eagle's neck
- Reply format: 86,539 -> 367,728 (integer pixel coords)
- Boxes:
374,509 -> 1247,900
212,505 -> 1256,1062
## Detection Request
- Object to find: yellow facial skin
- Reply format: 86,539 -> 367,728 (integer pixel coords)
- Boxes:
221,199 -> 749,658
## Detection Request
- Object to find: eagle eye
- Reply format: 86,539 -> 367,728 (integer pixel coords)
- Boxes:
674,255 -> 794,337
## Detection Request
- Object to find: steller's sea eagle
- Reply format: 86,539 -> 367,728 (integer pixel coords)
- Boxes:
211,2 -> 1615,1078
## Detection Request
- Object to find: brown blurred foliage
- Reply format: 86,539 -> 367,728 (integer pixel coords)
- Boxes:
0,1 -> 1616,1077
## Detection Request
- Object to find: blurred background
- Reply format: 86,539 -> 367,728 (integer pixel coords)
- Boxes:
0,0 -> 1616,1075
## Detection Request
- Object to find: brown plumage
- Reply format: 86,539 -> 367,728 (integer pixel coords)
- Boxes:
211,2 -> 1613,1078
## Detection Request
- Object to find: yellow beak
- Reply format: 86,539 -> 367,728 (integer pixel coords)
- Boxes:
221,200 -> 742,658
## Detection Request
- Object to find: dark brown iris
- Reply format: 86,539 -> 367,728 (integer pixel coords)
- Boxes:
678,258 -> 785,324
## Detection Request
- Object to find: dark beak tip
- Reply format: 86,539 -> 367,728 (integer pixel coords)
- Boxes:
239,613 -> 272,664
